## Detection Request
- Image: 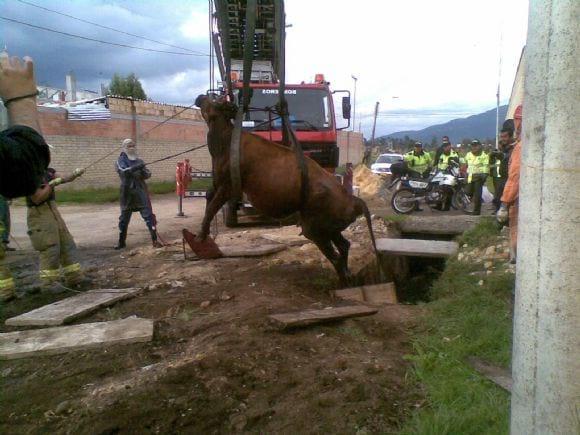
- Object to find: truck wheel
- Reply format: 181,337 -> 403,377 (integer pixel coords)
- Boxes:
223,200 -> 238,227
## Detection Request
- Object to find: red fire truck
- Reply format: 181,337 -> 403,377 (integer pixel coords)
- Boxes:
211,0 -> 351,225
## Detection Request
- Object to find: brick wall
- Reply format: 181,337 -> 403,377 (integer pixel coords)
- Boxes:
39,97 -> 210,190
337,131 -> 365,166
37,97 -> 365,190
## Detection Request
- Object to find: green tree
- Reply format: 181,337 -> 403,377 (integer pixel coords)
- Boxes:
107,73 -> 147,99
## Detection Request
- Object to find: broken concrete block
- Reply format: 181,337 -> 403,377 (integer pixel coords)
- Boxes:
334,283 -> 397,305
376,238 -> 458,258
5,288 -> 142,327
0,317 -> 154,360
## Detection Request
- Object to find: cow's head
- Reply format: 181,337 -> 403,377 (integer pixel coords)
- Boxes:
195,94 -> 238,125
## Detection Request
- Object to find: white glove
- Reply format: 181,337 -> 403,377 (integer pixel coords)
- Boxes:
73,168 -> 85,178
48,177 -> 63,187
496,203 -> 509,224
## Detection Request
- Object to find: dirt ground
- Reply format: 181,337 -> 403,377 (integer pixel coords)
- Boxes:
1,194 -> 423,434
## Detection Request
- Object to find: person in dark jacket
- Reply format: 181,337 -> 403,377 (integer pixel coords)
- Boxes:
489,128 -> 516,210
0,52 -> 50,199
115,139 -> 161,249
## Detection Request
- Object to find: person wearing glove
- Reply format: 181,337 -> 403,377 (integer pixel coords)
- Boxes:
26,166 -> 88,293
0,52 -> 51,199
497,104 -> 523,263
115,138 -> 161,249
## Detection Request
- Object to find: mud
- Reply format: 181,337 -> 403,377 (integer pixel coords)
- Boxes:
1,199 -> 423,434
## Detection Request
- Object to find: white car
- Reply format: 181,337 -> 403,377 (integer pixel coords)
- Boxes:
371,153 -> 404,175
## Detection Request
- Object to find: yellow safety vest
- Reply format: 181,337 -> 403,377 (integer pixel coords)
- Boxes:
437,150 -> 460,170
404,151 -> 432,173
465,152 -> 490,182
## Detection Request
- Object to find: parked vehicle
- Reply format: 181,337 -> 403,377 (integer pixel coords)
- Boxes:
371,153 -> 404,175
390,161 -> 470,214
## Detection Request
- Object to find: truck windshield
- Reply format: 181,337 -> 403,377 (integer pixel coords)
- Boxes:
244,88 -> 331,131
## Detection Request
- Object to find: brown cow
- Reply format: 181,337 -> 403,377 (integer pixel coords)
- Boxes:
190,95 -> 380,286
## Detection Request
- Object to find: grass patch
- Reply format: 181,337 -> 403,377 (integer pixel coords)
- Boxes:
400,222 -> 514,435
383,214 -> 408,224
55,179 -> 212,204
458,217 -> 500,248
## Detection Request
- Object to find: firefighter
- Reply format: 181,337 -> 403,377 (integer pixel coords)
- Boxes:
27,167 -> 86,292
0,196 -> 14,251
0,221 -> 15,302
497,105 -> 523,263
115,139 -> 161,250
465,139 -> 490,215
403,141 -> 432,178
489,128 -> 516,211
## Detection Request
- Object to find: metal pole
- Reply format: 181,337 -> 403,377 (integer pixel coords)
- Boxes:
510,1 -> 580,433
351,75 -> 357,132
370,101 -> 379,147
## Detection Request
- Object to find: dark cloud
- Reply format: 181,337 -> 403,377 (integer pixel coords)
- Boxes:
0,0 -> 210,103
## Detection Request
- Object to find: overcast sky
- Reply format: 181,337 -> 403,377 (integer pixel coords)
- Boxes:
0,0 -> 528,135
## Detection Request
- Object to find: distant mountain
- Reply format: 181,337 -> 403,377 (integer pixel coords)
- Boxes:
382,105 -> 508,145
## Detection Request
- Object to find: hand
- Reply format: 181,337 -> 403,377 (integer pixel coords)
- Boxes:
48,177 -> 63,187
496,203 -> 509,224
0,52 -> 37,101
73,168 -> 85,178
129,162 -> 145,172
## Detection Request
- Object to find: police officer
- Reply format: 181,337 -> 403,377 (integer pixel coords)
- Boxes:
27,167 -> 86,292
403,141 -> 432,178
436,141 -> 462,211
489,128 -> 515,211
465,139 -> 490,215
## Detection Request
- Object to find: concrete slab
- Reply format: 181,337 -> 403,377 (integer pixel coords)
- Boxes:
5,288 -> 142,327
0,317 -> 154,360
269,305 -> 378,329
220,244 -> 287,257
260,233 -> 311,246
396,215 -> 485,236
467,356 -> 512,392
376,238 -> 458,258
334,283 -> 397,305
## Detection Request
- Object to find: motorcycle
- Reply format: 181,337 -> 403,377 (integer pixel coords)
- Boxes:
389,161 -> 471,214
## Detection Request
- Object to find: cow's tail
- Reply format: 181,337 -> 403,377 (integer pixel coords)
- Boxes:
355,197 -> 384,281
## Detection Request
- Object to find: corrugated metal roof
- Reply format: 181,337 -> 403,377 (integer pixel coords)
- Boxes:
67,102 -> 111,121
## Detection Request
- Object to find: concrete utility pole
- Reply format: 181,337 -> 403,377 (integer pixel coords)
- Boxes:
370,101 -> 379,147
510,1 -> 580,434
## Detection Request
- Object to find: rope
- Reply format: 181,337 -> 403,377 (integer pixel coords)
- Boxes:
143,143 -> 208,167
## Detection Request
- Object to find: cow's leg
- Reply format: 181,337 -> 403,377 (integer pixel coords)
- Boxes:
331,232 -> 353,285
309,235 -> 350,287
198,185 -> 229,240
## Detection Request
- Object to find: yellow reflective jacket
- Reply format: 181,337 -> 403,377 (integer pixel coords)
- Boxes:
404,151 -> 432,173
437,150 -> 461,170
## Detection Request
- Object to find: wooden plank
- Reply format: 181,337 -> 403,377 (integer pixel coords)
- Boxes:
0,318 -> 154,360
376,238 -> 458,258
5,288 -> 142,327
269,305 -> 378,328
396,215 -> 484,236
467,357 -> 512,392
220,244 -> 287,257
335,283 -> 397,305
260,233 -> 311,247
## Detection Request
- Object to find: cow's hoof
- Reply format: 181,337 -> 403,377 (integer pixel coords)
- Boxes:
182,229 -> 223,259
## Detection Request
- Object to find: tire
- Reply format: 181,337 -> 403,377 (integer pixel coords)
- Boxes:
222,200 -> 238,227
391,188 -> 418,214
452,187 -> 471,211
